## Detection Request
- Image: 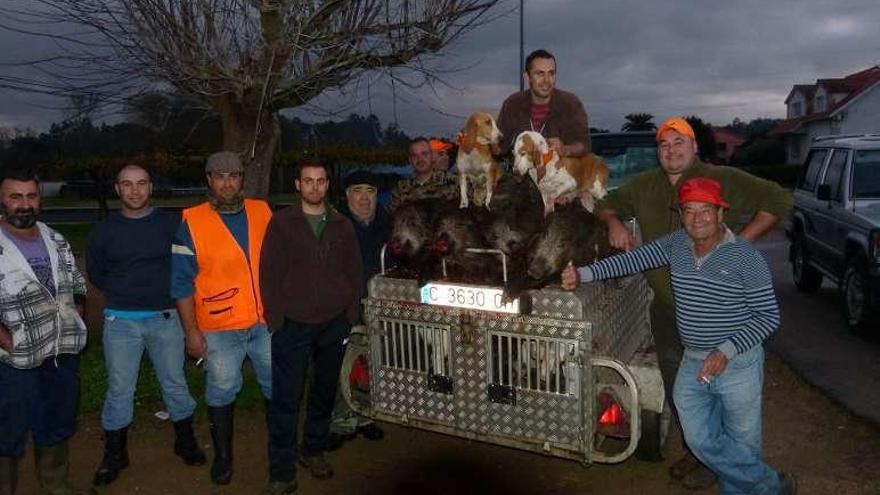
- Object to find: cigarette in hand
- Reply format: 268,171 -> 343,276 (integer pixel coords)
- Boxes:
195,357 -> 204,367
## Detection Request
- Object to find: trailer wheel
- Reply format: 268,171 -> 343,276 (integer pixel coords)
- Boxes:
635,406 -> 670,462
339,327 -> 372,417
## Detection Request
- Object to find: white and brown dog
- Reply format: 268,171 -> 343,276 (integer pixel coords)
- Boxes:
456,111 -> 503,209
512,131 -> 609,215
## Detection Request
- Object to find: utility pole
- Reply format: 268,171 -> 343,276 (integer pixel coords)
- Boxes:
519,0 -> 524,91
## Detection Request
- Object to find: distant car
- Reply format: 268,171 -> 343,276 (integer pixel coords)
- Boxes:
788,134 -> 880,333
59,180 -> 110,199
591,131 -> 658,188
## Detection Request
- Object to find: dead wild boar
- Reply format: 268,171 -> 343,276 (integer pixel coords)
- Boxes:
526,204 -> 612,283
484,174 -> 545,256
386,199 -> 455,279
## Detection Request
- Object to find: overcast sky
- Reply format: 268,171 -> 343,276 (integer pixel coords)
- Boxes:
2,0 -> 879,137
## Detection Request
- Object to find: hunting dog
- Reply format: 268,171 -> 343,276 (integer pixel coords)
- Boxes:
512,131 -> 609,215
457,111 -> 503,209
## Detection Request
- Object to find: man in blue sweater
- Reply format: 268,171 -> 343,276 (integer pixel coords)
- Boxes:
562,177 -> 796,494
86,165 -> 205,486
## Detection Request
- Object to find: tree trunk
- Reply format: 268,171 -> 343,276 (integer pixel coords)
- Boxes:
218,106 -> 281,199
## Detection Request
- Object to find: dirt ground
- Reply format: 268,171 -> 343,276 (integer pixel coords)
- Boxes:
12,287 -> 880,494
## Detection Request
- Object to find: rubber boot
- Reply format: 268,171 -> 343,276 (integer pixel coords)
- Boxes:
34,440 -> 96,495
207,405 -> 234,485
92,427 -> 129,486
0,456 -> 18,495
173,415 -> 206,466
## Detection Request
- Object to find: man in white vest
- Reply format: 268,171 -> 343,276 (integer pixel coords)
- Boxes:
0,169 -> 92,495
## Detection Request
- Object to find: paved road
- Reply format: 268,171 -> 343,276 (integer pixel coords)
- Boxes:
757,228 -> 880,426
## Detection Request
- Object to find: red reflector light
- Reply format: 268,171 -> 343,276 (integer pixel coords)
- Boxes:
349,355 -> 370,391
599,402 -> 625,426
596,390 -> 631,438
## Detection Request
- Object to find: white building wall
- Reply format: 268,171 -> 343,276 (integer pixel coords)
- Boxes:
839,83 -> 880,134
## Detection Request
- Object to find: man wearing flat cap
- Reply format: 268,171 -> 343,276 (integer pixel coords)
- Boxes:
324,170 -> 391,451
595,117 -> 792,489
563,178 -> 797,495
171,151 -> 273,486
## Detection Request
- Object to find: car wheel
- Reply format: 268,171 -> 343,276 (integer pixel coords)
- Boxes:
791,235 -> 822,293
843,257 -> 876,334
635,404 -> 671,462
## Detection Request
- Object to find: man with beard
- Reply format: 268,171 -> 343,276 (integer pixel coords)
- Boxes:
171,152 -> 273,486
86,165 -> 205,487
260,161 -> 362,494
0,169 -> 92,495
596,117 -> 792,490
496,49 -> 590,158
325,171 -> 389,451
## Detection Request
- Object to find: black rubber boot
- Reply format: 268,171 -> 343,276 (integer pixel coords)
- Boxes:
35,440 -> 96,494
208,405 -> 234,485
0,456 -> 18,495
173,415 -> 207,466
92,427 -> 129,487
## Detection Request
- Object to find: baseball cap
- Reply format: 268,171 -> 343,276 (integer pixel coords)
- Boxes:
656,117 -> 695,143
678,177 -> 729,209
205,151 -> 244,174
344,170 -> 379,189
429,139 -> 453,152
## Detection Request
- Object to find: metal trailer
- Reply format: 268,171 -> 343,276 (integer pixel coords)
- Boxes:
340,251 -> 668,465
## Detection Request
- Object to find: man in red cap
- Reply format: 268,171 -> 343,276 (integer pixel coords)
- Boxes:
595,117 -> 792,489
562,178 -> 797,495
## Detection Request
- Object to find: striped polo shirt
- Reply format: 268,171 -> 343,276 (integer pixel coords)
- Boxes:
578,227 -> 779,358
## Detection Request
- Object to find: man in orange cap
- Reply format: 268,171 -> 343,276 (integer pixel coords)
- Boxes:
562,178 -> 796,495
429,139 -> 455,172
595,116 -> 792,489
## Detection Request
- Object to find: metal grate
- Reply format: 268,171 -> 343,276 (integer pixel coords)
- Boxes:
379,318 -> 452,376
489,332 -> 577,395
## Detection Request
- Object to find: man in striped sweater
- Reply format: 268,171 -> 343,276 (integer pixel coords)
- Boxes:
562,177 -> 796,495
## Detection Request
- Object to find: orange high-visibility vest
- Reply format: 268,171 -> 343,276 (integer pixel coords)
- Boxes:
182,199 -> 272,332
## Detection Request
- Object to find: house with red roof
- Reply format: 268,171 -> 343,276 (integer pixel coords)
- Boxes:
770,66 -> 880,164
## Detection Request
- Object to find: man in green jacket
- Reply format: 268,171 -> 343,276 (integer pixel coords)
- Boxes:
598,117 -> 792,490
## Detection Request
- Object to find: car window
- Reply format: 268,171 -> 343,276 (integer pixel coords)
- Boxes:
799,149 -> 828,191
852,150 -> 880,198
822,149 -> 848,201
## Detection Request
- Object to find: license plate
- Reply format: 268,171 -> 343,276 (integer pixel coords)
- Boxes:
420,283 -> 520,314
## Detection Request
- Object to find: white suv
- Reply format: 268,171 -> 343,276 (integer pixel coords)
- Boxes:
789,134 -> 880,333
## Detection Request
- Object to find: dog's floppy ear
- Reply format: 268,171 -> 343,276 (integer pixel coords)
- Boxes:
459,114 -> 477,152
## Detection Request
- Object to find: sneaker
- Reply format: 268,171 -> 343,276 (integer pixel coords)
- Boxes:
298,454 -> 334,479
682,464 -> 718,490
262,479 -> 298,494
779,472 -> 798,495
669,452 -> 700,480
357,423 -> 385,441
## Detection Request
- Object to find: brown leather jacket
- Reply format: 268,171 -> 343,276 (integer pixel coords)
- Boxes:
497,88 -> 591,156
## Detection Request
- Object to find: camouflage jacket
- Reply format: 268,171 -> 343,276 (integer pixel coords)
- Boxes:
389,171 -> 458,212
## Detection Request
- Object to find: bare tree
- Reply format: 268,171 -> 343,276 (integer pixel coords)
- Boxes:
0,0 -> 504,196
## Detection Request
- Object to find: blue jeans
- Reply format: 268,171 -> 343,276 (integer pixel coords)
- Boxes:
0,355 -> 80,457
203,324 -> 272,407
101,311 -> 197,430
674,346 -> 780,495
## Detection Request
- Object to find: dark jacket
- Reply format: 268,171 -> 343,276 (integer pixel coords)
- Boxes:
497,88 -> 591,156
259,203 -> 363,330
339,205 -> 393,287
